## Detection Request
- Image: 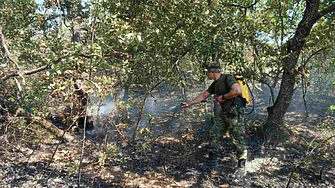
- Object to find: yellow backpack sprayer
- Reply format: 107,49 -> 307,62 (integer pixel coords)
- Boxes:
234,75 -> 251,106
230,74 -> 254,115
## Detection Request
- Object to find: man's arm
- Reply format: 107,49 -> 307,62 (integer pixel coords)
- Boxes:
217,83 -> 242,102
182,91 -> 211,108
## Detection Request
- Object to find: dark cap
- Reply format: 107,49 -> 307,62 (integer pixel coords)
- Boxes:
204,65 -> 221,73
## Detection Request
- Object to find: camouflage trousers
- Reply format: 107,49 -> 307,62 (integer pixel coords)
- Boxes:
218,109 -> 248,160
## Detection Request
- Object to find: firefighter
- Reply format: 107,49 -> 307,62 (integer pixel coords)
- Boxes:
182,65 -> 248,178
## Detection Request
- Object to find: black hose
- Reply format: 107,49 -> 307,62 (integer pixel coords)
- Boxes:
232,81 -> 255,116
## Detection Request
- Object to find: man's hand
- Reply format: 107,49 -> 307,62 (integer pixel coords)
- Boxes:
216,95 -> 225,103
182,103 -> 191,108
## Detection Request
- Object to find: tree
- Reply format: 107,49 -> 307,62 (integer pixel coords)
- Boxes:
265,0 -> 335,132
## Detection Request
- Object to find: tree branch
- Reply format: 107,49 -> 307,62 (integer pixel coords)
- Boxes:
222,0 -> 259,9
314,3 -> 335,21
0,25 -> 20,69
0,56 -> 64,83
0,65 -> 48,83
14,77 -> 24,101
45,14 -> 61,22
303,47 -> 328,67
149,50 -> 190,93
1,24 -> 26,99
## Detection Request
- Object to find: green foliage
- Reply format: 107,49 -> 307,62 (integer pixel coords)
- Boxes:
2,0 -> 332,109
1,0 -> 335,160
2,2 -> 335,188
328,105 -> 335,115
297,119 -> 335,179
302,138 -> 335,178
0,0 -> 36,36
68,163 -> 80,175
99,143 -> 120,166
293,172 -> 300,180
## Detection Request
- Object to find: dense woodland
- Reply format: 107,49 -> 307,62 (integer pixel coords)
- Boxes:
1,0 -> 335,187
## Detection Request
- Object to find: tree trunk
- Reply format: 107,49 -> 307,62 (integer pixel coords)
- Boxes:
265,0 -> 335,132
266,63 -> 296,131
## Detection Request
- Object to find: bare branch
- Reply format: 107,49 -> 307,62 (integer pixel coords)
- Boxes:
1,24 -> 26,100
222,0 -> 259,9
246,0 -> 259,9
14,77 -> 24,100
45,14 -> 61,22
314,3 -> 335,21
1,65 -> 49,83
303,47 -> 328,67
0,25 -> 20,69
0,56 -> 66,83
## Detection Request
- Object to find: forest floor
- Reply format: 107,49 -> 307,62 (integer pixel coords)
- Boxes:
1,84 -> 335,188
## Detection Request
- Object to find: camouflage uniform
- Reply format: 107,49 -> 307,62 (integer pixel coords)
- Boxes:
207,74 -> 248,161
219,108 -> 248,160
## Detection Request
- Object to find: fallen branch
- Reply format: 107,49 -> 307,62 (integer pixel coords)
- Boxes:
46,115 -> 80,168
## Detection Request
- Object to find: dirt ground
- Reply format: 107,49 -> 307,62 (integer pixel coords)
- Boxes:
1,83 -> 335,188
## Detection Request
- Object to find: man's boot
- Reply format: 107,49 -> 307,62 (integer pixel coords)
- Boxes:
238,158 -> 246,168
233,158 -> 247,178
